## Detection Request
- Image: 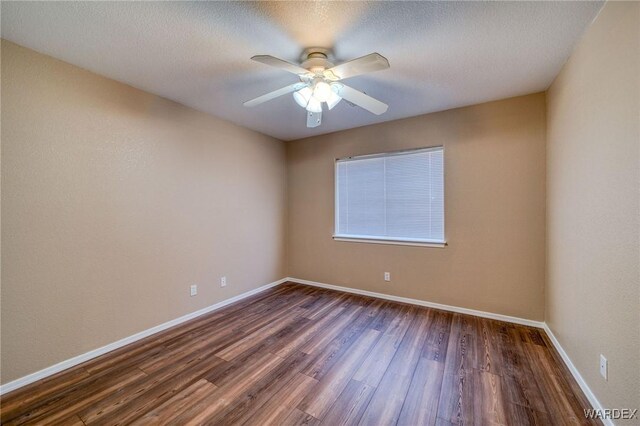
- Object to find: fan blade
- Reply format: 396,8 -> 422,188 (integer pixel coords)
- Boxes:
251,55 -> 310,76
307,110 -> 322,128
244,83 -> 305,107
337,85 -> 388,115
324,53 -> 389,81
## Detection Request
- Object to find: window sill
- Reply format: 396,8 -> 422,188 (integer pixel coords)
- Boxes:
332,236 -> 447,248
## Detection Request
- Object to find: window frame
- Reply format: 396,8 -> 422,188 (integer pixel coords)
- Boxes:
333,146 -> 446,248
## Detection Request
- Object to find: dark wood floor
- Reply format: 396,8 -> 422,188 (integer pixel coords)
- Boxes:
1,282 -> 599,425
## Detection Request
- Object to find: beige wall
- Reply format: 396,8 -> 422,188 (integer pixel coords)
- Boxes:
287,94 -> 546,321
0,40 -> 287,383
546,1 -> 640,417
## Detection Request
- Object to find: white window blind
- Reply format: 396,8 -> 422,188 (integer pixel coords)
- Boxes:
335,147 -> 444,244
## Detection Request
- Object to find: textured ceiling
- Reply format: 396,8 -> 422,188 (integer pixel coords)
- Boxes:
1,1 -> 603,141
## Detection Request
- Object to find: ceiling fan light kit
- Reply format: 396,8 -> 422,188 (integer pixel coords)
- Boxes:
244,48 -> 390,128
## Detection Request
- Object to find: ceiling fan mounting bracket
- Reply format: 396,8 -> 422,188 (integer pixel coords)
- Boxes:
301,47 -> 333,61
301,47 -> 334,74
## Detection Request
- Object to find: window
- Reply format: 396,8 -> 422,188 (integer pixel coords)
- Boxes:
334,147 -> 445,247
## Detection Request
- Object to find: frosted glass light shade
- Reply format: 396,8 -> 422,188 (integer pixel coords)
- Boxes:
306,96 -> 322,113
293,86 -> 312,108
313,81 -> 332,102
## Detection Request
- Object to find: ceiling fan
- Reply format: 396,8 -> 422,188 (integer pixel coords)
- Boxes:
244,48 -> 390,128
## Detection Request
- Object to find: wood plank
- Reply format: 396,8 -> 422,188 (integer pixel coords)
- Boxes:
76,344 -> 224,424
351,304 -> 414,387
298,328 -> 380,419
82,285 -> 293,375
505,403 -> 554,426
474,369 -> 507,425
299,303 -> 364,355
0,368 -> 91,423
442,313 -> 478,377
167,352 -> 284,424
474,318 -> 504,376
320,379 -> 375,426
202,319 -> 310,388
51,415 -> 85,426
135,298 -> 292,372
167,385 -> 227,426
524,343 -> 599,425
282,408 -> 320,426
85,355 -> 225,425
301,300 -> 384,380
204,352 -> 311,425
358,308 -> 433,425
494,322 -> 548,414
397,358 -> 445,426
215,306 -> 305,360
272,305 -> 347,358
7,367 -> 147,426
129,379 -> 216,425
303,291 -> 351,320
502,372 -> 548,414
436,370 -> 476,424
422,310 -> 453,363
247,373 -> 318,425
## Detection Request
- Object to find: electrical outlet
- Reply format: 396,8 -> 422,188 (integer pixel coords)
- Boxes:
384,272 -> 391,282
600,354 -> 607,380
190,284 -> 197,296
220,276 -> 227,287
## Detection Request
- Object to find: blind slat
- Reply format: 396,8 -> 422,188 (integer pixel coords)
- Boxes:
335,148 -> 444,242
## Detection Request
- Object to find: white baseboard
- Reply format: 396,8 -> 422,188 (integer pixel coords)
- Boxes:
0,277 -> 288,396
1,275 -> 606,424
543,324 -> 612,426
287,277 -> 544,328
